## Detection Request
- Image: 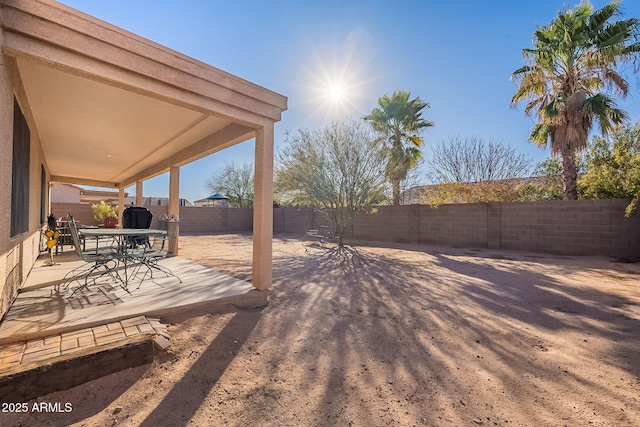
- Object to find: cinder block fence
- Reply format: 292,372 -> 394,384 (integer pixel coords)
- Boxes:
346,200 -> 639,261
52,199 -> 640,261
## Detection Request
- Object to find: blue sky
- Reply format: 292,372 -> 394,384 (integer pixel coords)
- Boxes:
59,0 -> 640,203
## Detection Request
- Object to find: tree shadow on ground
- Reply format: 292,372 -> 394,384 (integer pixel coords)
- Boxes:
0,364 -> 148,426
247,240 -> 640,425
97,233 -> 638,426
139,308 -> 263,427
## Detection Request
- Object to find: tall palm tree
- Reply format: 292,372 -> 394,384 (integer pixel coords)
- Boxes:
365,89 -> 434,205
511,1 -> 640,200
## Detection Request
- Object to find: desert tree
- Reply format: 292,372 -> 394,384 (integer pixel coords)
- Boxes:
422,136 -> 533,204
518,158 -> 565,201
429,136 -> 532,183
511,1 -> 640,199
205,162 -> 254,208
275,119 -> 388,247
364,89 -> 434,205
578,121 -> 640,215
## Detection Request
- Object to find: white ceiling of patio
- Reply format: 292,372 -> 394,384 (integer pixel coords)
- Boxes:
20,59 -> 233,186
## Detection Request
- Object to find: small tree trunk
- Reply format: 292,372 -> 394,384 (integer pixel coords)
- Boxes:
392,179 -> 401,205
561,150 -> 578,200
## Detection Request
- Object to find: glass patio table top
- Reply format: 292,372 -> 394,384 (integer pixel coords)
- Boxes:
77,228 -> 168,291
79,228 -> 166,237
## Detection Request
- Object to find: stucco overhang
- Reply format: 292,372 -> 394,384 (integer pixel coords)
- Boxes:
0,0 -> 287,189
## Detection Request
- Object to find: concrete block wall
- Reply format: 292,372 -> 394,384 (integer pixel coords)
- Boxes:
340,204 -> 489,247
499,199 -> 640,260
52,203 -> 168,228
276,199 -> 640,260
418,204 -> 488,247
52,200 -> 640,260
147,205 -> 168,228
273,208 -> 314,234
51,203 -> 253,233
51,203 -> 95,226
178,206 -> 252,233
351,206 -> 420,244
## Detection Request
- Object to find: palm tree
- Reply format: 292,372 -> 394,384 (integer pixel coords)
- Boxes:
511,1 -> 640,200
365,89 -> 434,205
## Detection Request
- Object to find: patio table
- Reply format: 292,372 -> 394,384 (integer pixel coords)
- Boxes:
79,228 -> 167,290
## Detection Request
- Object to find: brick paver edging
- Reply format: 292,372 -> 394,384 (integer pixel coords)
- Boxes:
0,315 -> 169,376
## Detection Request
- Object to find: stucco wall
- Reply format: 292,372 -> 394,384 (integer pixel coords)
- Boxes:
0,26 -> 13,319
0,53 -> 49,319
51,184 -> 81,203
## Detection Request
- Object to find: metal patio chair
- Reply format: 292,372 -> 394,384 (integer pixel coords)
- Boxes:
60,213 -> 123,296
128,214 -> 182,287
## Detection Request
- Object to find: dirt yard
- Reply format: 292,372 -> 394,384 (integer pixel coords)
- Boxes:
2,233 -> 639,426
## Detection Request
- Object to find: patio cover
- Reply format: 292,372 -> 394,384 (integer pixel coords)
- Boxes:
0,0 -> 287,289
206,193 -> 230,200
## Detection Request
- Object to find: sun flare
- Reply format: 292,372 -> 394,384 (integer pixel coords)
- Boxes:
328,83 -> 345,103
297,31 -> 378,124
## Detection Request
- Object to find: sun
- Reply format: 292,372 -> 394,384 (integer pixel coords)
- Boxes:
296,30 -> 379,124
327,83 -> 345,103
306,73 -> 355,119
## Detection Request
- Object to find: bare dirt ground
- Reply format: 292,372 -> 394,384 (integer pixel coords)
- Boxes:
2,233 -> 640,426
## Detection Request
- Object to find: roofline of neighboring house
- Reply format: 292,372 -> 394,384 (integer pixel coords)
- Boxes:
405,176 -> 552,191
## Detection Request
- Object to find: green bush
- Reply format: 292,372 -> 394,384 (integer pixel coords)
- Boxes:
91,201 -> 118,223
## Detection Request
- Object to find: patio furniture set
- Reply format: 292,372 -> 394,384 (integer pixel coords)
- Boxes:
60,208 -> 181,297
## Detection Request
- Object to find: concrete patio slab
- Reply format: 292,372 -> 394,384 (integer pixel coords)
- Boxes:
0,252 -> 266,345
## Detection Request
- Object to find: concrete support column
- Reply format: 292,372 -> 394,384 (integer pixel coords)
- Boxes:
252,123 -> 274,290
169,166 -> 180,255
136,181 -> 143,206
117,188 -> 125,227
47,182 -> 52,217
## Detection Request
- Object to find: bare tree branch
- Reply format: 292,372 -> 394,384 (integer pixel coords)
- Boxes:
429,136 -> 532,183
205,162 -> 254,208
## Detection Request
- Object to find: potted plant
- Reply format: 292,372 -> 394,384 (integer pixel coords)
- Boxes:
92,201 -> 118,228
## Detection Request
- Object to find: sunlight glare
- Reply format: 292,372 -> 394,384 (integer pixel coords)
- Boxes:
328,83 -> 344,103
296,29 -> 380,125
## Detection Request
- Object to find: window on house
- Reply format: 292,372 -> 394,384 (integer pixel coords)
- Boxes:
11,98 -> 30,237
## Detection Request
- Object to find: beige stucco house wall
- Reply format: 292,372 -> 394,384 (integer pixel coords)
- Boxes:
0,0 -> 286,320
50,183 -> 82,203
0,92 -> 44,318
50,183 -> 132,205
